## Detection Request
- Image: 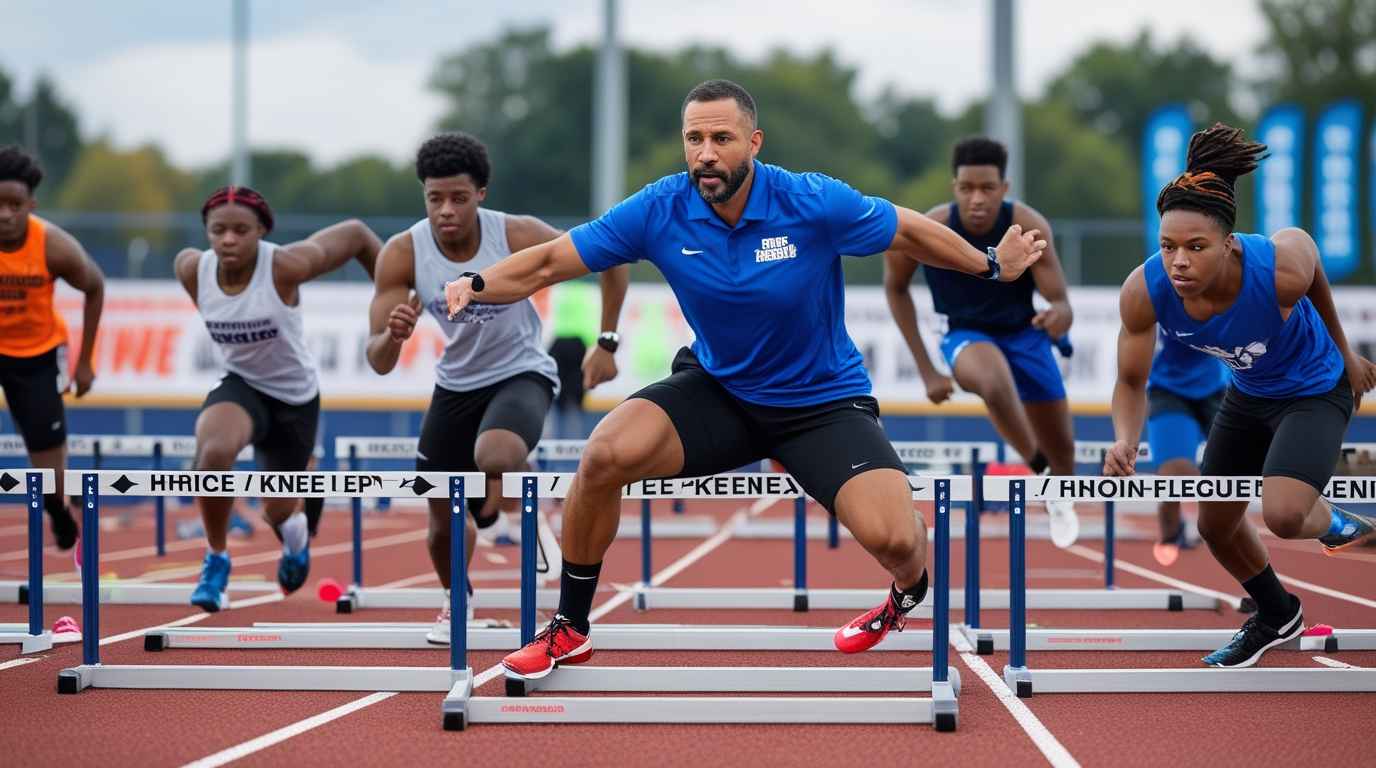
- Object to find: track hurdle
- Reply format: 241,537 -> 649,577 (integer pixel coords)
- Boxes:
57,469 -> 485,696
0,435 -> 271,607
986,474 -> 1376,695
0,469 -> 56,653
436,472 -> 965,731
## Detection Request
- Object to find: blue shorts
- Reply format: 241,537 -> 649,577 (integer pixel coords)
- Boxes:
941,326 -> 1066,403
1146,387 -> 1224,466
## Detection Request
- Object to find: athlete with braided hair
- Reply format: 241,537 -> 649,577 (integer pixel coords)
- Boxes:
175,186 -> 381,611
1105,123 -> 1376,667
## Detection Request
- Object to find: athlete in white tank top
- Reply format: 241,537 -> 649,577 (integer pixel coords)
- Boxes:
365,133 -> 629,639
175,185 -> 381,613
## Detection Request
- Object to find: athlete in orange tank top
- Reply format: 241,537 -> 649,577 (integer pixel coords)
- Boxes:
0,145 -> 105,550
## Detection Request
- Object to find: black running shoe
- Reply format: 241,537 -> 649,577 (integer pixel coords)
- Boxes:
1202,599 -> 1303,668
1319,505 -> 1376,554
49,504 -> 79,551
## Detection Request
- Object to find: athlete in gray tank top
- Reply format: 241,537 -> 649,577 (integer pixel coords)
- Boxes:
175,185 -> 381,613
366,132 -> 629,642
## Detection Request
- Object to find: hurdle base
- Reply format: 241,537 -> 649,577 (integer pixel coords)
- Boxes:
462,695 -> 951,726
142,623 -> 937,652
338,585 -> 558,612
1016,667 -> 1376,694
506,665 -> 962,695
56,664 -> 470,692
931,681 -> 959,732
1004,665 -> 1033,698
440,668 -> 474,731
959,625 -> 1374,653
0,628 -> 53,653
630,586 -> 1216,612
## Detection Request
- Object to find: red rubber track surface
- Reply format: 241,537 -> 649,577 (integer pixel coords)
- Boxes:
0,500 -> 1372,766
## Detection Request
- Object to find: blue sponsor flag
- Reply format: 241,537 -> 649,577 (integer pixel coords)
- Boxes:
1314,100 -> 1362,282
1142,105 -> 1192,256
1255,105 -> 1305,237
1370,116 -> 1376,273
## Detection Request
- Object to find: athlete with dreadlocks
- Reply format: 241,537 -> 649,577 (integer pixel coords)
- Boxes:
175,186 -> 381,611
1105,123 -> 1376,668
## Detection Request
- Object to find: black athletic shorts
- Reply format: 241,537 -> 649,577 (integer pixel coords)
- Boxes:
1148,387 -> 1224,434
548,336 -> 587,409
1200,373 -> 1354,492
203,372 -> 319,471
0,346 -> 68,453
631,347 -> 906,512
416,373 -> 555,509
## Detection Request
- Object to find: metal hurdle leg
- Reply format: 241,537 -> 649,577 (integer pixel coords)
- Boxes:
1003,479 -> 1032,698
636,499 -> 651,611
337,445 -> 365,614
153,443 -> 166,557
0,472 -> 52,653
793,497 -> 808,612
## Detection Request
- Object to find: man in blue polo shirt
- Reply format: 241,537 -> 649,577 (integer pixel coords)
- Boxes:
445,79 -> 1046,678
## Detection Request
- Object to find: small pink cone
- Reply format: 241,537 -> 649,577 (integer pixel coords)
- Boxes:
316,577 -> 343,603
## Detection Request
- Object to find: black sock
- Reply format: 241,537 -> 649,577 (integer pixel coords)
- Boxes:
471,501 -> 498,529
890,570 -> 929,614
1241,565 -> 1296,627
45,494 -> 78,549
1028,451 -> 1049,475
556,560 -> 602,634
303,497 -> 323,537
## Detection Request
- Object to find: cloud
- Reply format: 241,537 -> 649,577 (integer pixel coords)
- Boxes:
65,33 -> 444,168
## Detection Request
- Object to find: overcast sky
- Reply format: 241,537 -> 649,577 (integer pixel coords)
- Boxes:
2,0 -> 1268,167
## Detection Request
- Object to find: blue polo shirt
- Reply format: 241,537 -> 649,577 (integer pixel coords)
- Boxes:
569,161 -> 898,407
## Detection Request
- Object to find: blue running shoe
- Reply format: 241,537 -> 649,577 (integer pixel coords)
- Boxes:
1319,504 -> 1376,555
277,546 -> 310,594
190,551 -> 231,613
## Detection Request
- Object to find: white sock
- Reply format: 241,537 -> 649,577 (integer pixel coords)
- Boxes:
279,512 -> 308,554
208,547 -> 227,558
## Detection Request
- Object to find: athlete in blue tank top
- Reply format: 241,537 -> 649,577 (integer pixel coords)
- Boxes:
443,79 -> 1048,673
1107,123 -> 1376,669
1143,292 -> 1232,565
884,137 -> 1079,548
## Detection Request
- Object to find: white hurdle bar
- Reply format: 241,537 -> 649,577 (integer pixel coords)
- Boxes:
985,474 -> 1376,695
56,469 -> 485,698
0,435 -> 252,587
0,469 -> 56,653
434,473 -> 963,731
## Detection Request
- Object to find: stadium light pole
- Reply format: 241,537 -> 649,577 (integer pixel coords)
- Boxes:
592,0 -> 626,215
988,0 -> 1023,199
231,0 -> 251,186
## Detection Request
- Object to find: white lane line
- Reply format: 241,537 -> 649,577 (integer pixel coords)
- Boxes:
0,655 -> 45,671
179,692 -> 398,768
187,496 -> 778,766
957,651 -> 1080,767
1312,656 -> 1360,669
1065,544 -> 1244,609
1276,573 -> 1376,611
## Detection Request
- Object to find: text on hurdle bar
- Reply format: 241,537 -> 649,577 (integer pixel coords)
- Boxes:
502,472 -> 972,500
0,469 -> 55,494
65,470 -> 486,498
890,441 -> 998,464
981,475 -> 1376,502
0,434 -> 250,461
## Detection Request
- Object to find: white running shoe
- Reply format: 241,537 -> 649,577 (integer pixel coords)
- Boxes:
425,589 -> 476,645
475,511 -> 519,545
1046,499 -> 1080,549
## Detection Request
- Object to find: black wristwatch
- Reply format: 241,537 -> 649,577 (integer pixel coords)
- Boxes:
980,246 -> 1001,281
597,332 -> 620,353
461,271 -> 485,292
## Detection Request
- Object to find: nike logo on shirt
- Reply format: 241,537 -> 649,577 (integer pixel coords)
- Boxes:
681,248 -> 704,255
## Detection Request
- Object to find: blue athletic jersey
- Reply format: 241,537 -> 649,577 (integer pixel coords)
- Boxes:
1144,233 -> 1344,398
1147,326 -> 1230,400
569,160 -> 898,407
923,201 -> 1036,334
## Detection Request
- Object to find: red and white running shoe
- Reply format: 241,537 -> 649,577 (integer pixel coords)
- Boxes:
835,595 -> 907,654
501,614 -> 593,679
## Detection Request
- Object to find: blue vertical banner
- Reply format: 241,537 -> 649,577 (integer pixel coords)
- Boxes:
1254,104 -> 1305,237
1141,105 -> 1192,256
1370,117 -> 1376,273
1313,100 -> 1361,281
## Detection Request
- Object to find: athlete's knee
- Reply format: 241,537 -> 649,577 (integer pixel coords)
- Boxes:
865,524 -> 920,566
1262,499 -> 1310,539
577,433 -> 648,489
474,444 -> 526,476
195,439 -> 241,471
